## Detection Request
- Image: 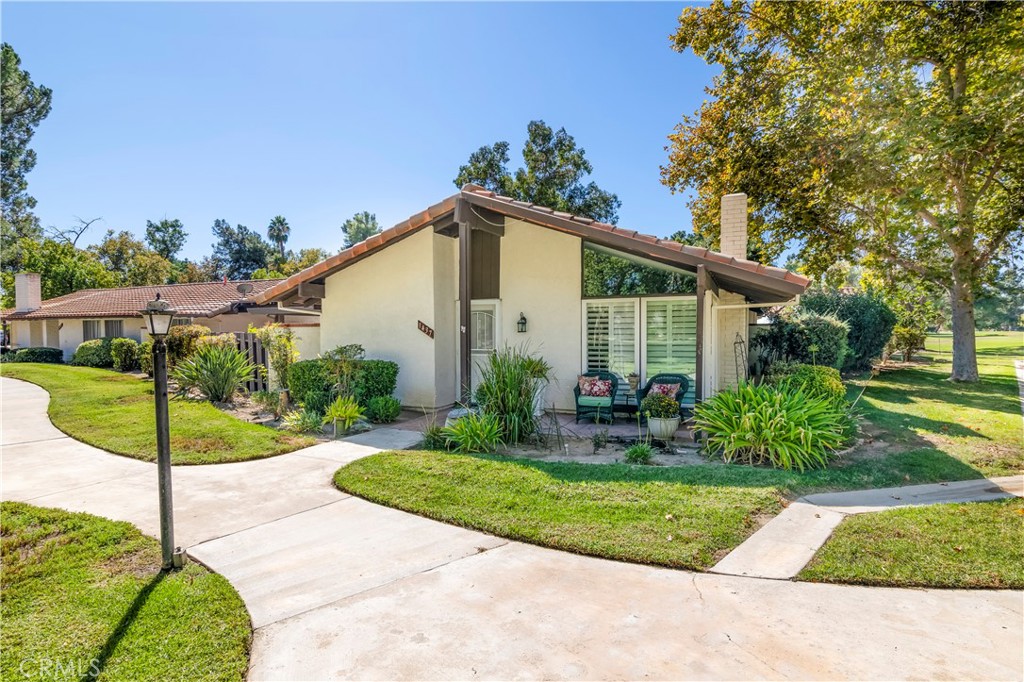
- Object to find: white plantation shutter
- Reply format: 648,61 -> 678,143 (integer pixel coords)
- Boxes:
585,300 -> 637,377
645,299 -> 697,405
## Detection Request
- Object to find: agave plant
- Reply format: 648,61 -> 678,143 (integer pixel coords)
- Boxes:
693,382 -> 847,471
322,395 -> 364,437
171,344 -> 258,403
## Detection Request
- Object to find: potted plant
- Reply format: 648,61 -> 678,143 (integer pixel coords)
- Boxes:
641,393 -> 681,441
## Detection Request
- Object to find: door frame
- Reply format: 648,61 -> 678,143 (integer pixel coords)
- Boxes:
454,298 -> 502,397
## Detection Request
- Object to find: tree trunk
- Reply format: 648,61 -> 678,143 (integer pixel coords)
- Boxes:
948,272 -> 979,382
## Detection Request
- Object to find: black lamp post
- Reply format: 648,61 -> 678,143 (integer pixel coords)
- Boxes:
141,295 -> 182,570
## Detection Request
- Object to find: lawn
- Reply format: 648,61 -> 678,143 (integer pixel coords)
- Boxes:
0,502 -> 251,681
800,498 -> 1024,588
334,331 -> 1022,573
0,363 -> 312,464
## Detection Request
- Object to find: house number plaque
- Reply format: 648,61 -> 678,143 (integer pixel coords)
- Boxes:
418,321 -> 435,339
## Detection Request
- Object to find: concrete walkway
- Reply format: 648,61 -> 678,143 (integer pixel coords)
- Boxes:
2,377 -> 1023,681
712,477 -> 1024,580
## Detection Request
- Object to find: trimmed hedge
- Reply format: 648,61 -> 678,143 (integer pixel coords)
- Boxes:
111,337 -> 140,372
139,341 -> 154,376
5,347 -> 64,364
288,360 -> 332,400
354,360 -> 399,406
800,290 -> 896,372
71,338 -> 115,368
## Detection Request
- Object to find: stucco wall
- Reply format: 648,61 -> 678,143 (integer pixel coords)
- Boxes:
283,323 -> 321,361
321,228 -> 439,407
498,218 -> 582,411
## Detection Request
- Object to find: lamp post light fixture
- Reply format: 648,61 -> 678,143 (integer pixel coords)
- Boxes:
517,312 -> 528,333
141,295 -> 184,570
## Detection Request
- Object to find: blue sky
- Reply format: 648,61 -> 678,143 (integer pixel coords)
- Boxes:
3,2 -> 715,261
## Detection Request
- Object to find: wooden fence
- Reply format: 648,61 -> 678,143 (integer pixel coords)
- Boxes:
234,332 -> 269,393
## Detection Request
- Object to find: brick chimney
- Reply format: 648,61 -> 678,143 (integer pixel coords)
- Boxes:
15,273 -> 42,312
720,193 -> 748,259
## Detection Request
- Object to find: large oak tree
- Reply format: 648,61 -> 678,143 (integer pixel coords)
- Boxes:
663,1 -> 1023,381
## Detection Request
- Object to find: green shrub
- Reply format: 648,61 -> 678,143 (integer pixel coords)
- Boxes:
755,311 -> 849,370
8,347 -> 63,364
640,393 -> 680,419
475,346 -> 548,444
251,390 -> 281,416
139,341 -> 153,376
110,337 -> 140,371
249,323 -> 298,391
0,349 -> 18,363
287,359 -> 332,402
322,395 -> 365,436
71,338 -> 114,368
281,407 -> 323,434
367,395 -> 402,423
322,344 -> 366,395
171,344 -> 258,403
165,324 -> 212,366
889,325 -> 927,362
766,363 -> 846,405
801,290 -> 896,372
694,382 -> 847,471
624,442 -> 654,465
421,423 -> 449,450
196,333 -> 237,351
354,360 -> 399,405
301,388 -> 334,418
442,411 -> 503,454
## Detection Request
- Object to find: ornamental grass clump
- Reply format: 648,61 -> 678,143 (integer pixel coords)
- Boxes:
442,411 -> 503,454
475,346 -> 550,444
693,382 -> 847,471
171,344 -> 259,403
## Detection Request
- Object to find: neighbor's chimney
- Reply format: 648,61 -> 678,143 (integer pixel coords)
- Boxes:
720,193 -> 748,259
15,273 -> 42,312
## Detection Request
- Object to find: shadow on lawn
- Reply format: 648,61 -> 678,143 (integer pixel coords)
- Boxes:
81,571 -> 166,682
864,368 -> 1021,417
466,446 -> 986,496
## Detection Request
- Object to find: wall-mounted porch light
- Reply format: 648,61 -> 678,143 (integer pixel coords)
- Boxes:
517,312 -> 528,333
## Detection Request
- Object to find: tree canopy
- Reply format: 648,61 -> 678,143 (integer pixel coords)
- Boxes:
90,229 -> 172,286
455,120 -> 621,224
664,0 -> 1024,381
340,211 -> 380,249
144,218 -> 187,260
267,215 -> 290,259
1,43 -> 52,272
210,219 -> 273,280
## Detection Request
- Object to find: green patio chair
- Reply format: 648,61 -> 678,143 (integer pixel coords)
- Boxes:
574,371 -> 619,424
636,373 -> 691,419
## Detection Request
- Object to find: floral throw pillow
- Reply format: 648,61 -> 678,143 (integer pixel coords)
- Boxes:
578,376 -> 612,397
650,382 -> 681,398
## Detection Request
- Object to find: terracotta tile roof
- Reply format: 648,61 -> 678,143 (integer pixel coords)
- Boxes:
255,185 -> 811,305
1,279 -> 284,321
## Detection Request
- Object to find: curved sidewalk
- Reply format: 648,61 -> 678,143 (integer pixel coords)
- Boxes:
2,377 -> 1022,681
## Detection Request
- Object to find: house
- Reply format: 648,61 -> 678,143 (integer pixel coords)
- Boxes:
2,277 -> 320,361
254,185 -> 810,411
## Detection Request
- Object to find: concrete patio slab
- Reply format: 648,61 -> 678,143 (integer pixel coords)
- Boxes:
190,497 -> 507,627
342,427 -> 422,451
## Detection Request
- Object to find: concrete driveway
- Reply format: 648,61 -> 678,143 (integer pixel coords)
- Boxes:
2,376 -> 1022,681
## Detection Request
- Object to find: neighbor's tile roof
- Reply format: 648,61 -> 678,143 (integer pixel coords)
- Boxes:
2,279 -> 284,321
255,184 -> 810,305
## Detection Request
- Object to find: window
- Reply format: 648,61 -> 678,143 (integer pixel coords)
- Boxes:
584,300 -> 638,377
104,320 -> 124,338
83,320 -> 101,341
644,299 -> 697,405
171,317 -> 192,327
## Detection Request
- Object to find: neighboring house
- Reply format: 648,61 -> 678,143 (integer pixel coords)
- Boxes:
2,277 -> 320,361
254,184 -> 810,412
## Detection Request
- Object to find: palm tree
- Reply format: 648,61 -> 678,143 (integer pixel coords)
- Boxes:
267,216 -> 290,259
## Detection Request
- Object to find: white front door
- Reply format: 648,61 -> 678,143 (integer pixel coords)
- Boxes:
456,300 -> 501,400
